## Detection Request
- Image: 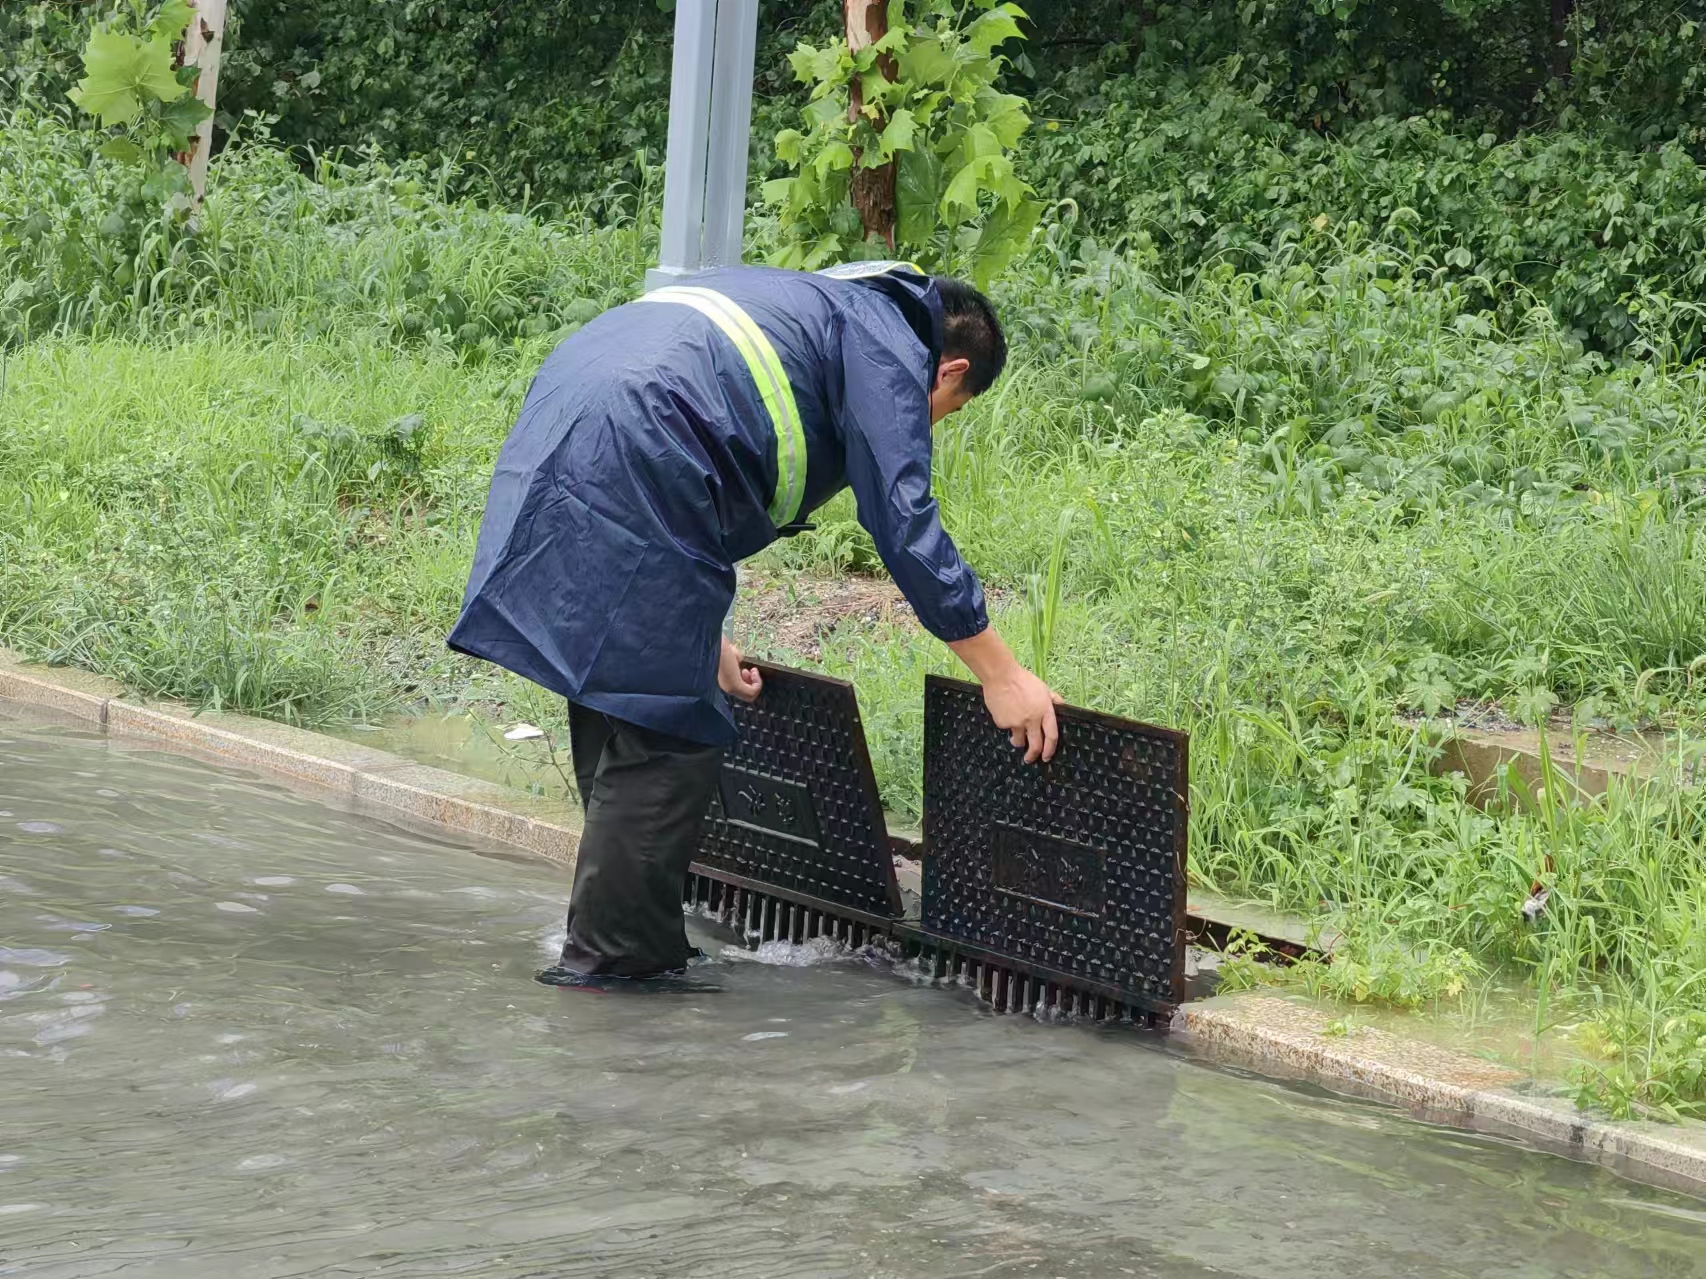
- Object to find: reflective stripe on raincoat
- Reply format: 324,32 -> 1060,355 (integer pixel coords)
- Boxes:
446,263 -> 989,746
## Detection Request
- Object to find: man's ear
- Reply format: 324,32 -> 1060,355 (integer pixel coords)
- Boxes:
935,356 -> 972,392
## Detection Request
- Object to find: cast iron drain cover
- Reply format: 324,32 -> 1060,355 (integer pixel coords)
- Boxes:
921,675 -> 1188,1014
693,661 -> 902,920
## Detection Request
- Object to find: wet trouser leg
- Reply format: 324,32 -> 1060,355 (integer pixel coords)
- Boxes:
557,702 -> 722,977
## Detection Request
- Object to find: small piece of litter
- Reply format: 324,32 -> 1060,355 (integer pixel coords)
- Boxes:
741,1031 -> 789,1042
324,884 -> 364,896
215,902 -> 259,913
504,723 -> 546,741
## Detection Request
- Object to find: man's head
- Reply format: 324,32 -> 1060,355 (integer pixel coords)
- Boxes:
930,276 -> 1006,423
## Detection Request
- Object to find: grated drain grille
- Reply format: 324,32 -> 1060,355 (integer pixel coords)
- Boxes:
692,661 -> 901,919
920,676 -> 1188,1017
687,663 -> 1188,1026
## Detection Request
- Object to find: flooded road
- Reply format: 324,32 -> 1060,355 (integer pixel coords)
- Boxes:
4,704 -> 1705,1278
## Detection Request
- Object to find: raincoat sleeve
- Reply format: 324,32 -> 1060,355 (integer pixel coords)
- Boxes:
836,309 -> 989,643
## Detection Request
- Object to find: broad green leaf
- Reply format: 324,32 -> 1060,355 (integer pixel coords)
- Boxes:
984,160 -> 1027,208
788,43 -> 817,81
774,128 -> 806,164
135,35 -> 190,100
148,0 -> 195,42
813,141 -> 855,176
812,43 -> 849,83
875,107 -> 917,163
860,67 -> 907,111
70,31 -> 186,128
761,176 -> 796,209
967,196 -> 1041,288
802,235 -> 844,271
907,88 -> 946,130
940,161 -> 982,224
97,137 -> 144,164
830,204 -> 863,238
977,90 -> 1031,148
872,28 -> 908,56
897,37 -> 955,87
960,121 -> 1002,163
897,145 -> 943,246
803,96 -> 844,128
940,153 -> 1019,223
965,9 -> 1024,56
159,94 -> 214,149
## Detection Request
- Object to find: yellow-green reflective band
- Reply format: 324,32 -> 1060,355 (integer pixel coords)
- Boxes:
638,286 -> 807,527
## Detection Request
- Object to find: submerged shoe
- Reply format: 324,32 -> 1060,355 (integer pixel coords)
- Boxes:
534,964 -> 722,994
534,965 -> 614,992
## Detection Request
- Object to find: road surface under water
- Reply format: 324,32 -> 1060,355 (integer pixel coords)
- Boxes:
3,704 -> 1705,1278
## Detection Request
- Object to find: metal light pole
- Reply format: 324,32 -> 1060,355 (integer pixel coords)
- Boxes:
646,0 -> 760,292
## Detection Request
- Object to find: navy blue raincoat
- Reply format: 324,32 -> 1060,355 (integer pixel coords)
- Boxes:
447,263 -> 988,746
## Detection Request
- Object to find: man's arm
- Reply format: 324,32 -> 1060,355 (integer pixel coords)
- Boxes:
835,309 -> 1060,761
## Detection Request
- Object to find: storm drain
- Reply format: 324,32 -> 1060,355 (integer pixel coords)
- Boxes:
921,675 -> 1189,1020
691,661 -> 903,920
687,663 -> 1190,1026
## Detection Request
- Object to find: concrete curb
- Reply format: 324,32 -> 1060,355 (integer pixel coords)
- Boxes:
0,649 -> 581,865
4,649 -> 1704,1198
1179,996 -> 1706,1195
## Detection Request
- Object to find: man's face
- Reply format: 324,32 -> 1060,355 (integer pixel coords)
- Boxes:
930,357 -> 975,424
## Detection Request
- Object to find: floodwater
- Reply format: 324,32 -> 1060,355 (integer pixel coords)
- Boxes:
4,706 -> 1706,1279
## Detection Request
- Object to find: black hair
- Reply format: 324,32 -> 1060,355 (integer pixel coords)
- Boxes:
933,276 -> 1007,396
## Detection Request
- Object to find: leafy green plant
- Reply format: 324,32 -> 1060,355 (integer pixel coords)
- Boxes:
1577,998 -> 1706,1121
68,0 -> 211,185
765,0 -> 1041,285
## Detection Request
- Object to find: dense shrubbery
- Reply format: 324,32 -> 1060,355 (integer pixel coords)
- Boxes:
12,3 -> 1706,357
2,0 -> 823,215
10,2 -> 1706,202
1023,0 -> 1706,149
1029,61 -> 1706,351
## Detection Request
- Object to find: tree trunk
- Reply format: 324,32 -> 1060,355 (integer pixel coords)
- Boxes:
1549,0 -> 1574,82
176,0 -> 228,206
846,0 -> 896,251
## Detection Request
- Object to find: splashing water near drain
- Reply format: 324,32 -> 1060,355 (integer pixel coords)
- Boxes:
723,936 -> 857,967
3,706 -> 1705,1279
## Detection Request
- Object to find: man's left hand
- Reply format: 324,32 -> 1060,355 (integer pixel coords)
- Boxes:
719,638 -> 763,703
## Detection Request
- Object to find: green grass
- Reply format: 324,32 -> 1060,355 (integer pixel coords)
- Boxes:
4,110 -> 1706,1121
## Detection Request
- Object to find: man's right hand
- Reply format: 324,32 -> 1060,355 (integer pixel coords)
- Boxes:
946,628 -> 1062,763
983,666 -> 1061,764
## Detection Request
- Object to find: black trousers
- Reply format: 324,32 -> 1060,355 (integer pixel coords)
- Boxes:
557,702 -> 724,977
